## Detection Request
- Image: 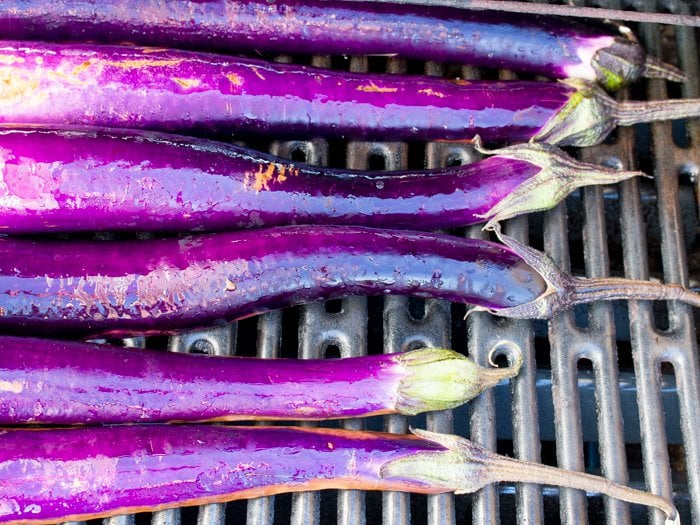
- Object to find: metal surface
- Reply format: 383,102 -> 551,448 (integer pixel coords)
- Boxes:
66,2 -> 700,525
342,0 -> 700,26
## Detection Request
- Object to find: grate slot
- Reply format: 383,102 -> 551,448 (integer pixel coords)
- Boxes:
637,5 -> 699,525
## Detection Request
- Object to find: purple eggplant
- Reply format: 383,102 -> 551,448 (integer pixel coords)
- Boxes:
0,42 -> 696,146
0,225 -> 697,338
0,336 -> 522,423
0,127 -> 643,234
0,0 -> 683,91
0,425 -> 679,524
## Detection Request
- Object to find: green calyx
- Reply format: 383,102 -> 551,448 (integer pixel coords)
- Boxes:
595,65 -> 626,92
394,347 -> 522,415
380,429 -> 493,494
533,79 -> 618,147
474,140 -> 644,230
590,37 -> 645,91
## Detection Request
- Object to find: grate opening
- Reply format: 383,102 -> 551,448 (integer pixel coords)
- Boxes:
324,299 -> 344,314
323,344 -> 342,359
367,150 -> 389,171
235,318 -> 259,357
279,307 -> 300,360
288,145 -> 308,163
407,297 -> 427,321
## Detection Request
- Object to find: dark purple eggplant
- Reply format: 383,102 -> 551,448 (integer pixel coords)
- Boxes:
0,42 -> 697,146
0,336 -> 522,423
0,127 -> 643,234
0,0 -> 684,90
0,425 -> 679,524
0,225 -> 697,338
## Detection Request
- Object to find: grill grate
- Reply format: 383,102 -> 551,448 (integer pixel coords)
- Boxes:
63,1 -> 700,524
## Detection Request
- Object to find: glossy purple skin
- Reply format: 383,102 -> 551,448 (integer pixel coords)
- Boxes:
0,335 -> 405,423
0,0 -> 619,81
0,40 -> 575,143
0,425 -> 446,523
0,128 -> 539,233
0,225 -> 546,337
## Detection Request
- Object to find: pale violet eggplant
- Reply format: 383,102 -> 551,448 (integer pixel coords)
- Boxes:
0,0 -> 684,90
0,127 -> 643,233
0,42 -> 697,146
0,225 -> 698,338
0,336 -> 523,423
0,425 -> 679,524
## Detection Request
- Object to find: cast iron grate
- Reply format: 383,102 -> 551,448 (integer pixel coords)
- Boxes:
63,1 -> 699,524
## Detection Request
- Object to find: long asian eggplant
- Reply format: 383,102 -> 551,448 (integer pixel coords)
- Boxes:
0,41 -> 697,146
0,0 -> 683,91
0,225 -> 697,338
0,127 -> 643,234
0,425 -> 679,524
0,336 -> 522,423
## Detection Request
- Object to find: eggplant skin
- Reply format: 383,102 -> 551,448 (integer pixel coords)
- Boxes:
0,40 -> 574,143
0,127 -> 539,233
0,0 -> 642,89
0,335 -> 405,423
0,225 -> 547,338
0,425 -> 446,524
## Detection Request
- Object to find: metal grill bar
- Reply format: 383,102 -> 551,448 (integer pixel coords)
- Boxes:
498,216 -> 544,525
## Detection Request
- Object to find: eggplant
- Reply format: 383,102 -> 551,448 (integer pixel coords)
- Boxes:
0,225 -> 697,338
0,0 -> 683,91
0,425 -> 679,524
0,336 -> 522,424
0,127 -> 643,234
0,42 -> 697,146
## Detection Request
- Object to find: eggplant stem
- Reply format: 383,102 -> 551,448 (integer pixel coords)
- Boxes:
394,347 -> 522,415
484,454 -> 679,524
570,276 -> 700,308
481,225 -> 700,319
614,98 -> 700,126
481,340 -> 523,382
477,364 -> 521,386
643,56 -> 687,83
403,430 -> 679,524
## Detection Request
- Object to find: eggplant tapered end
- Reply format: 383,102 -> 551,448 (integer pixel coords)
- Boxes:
394,347 -> 522,415
468,224 -> 573,320
481,226 -> 700,319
